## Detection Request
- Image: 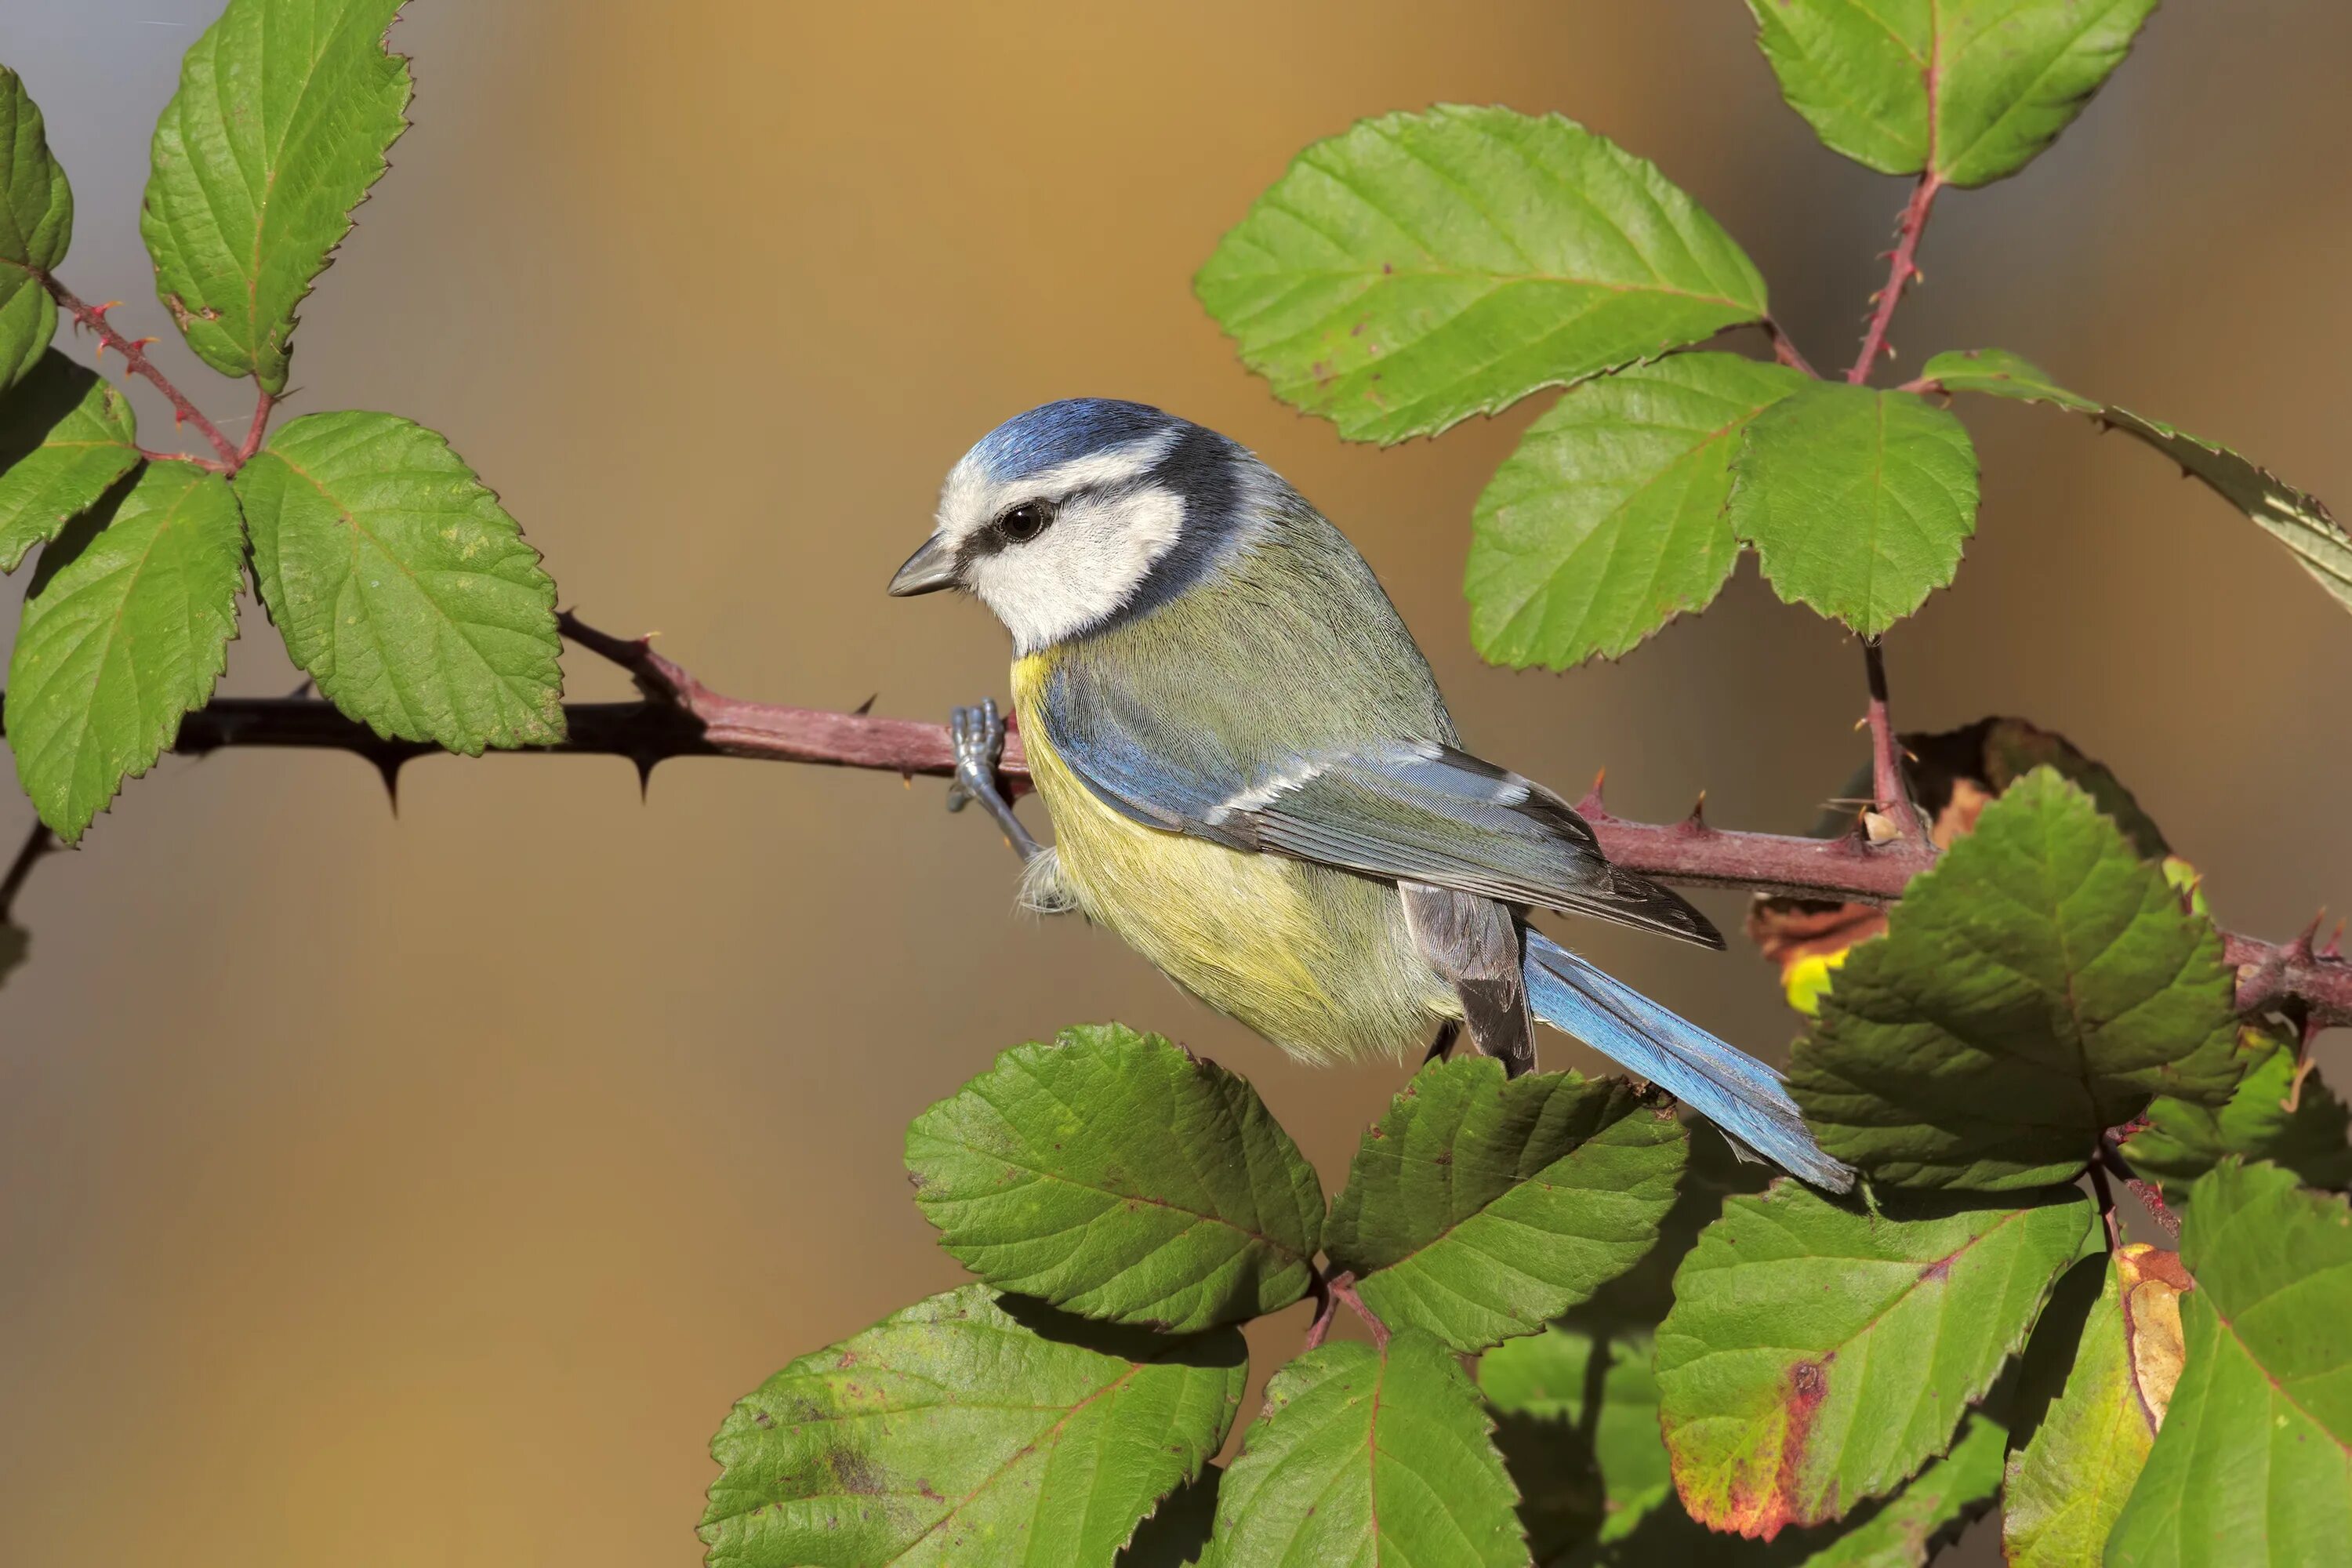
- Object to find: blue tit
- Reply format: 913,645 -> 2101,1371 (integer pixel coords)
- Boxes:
890,398 -> 1851,1191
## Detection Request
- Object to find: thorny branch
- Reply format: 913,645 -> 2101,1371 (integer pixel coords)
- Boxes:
38,274 -> 245,469
1838,178 -> 1944,851
3,614 -> 2338,1025
1849,174 -> 1942,386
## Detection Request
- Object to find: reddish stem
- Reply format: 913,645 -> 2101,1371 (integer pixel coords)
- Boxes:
236,387 -> 278,465
1764,317 -> 1819,378
1321,1272 -> 1388,1351
1849,174 -> 1943,385
1861,641 -> 1929,844
38,275 -> 244,467
1301,1272 -> 1339,1351
137,446 -> 227,474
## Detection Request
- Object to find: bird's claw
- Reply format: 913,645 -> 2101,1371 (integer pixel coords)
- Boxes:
946,698 -> 1007,815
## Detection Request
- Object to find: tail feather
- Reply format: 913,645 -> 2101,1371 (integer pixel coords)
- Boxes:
1523,931 -> 1854,1192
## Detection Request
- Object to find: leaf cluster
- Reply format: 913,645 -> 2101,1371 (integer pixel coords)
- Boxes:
1179,32 -> 2351,1557
1192,4 -> 2348,669
707,1025 -> 1699,1564
0,1 -> 566,847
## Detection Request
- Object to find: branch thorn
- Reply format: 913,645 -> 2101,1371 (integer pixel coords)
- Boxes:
2289,911 -> 2325,964
1576,767 -> 1609,820
1678,790 -> 1711,836
376,756 -> 404,815
853,693 -> 877,717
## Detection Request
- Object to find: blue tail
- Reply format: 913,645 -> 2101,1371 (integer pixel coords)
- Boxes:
1523,931 -> 1853,1192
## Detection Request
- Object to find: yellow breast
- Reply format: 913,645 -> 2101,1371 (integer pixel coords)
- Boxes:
1011,653 -> 1443,1064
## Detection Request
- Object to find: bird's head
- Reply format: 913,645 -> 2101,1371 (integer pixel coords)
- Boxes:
888,398 -> 1265,652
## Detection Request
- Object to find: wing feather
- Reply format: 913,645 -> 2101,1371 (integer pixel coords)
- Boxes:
1041,663 -> 1720,948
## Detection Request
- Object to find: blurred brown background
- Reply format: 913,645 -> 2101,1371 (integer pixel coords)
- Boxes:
1,1 -> 2346,1562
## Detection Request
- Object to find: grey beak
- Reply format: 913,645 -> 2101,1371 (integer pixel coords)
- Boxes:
887,533 -> 959,597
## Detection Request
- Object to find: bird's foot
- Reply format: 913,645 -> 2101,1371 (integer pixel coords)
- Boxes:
946,698 -> 1007,815
946,698 -> 1041,863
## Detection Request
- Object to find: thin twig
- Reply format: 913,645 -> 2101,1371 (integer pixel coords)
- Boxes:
235,387 -> 278,466
1301,1270 -> 1338,1351
38,275 -> 244,467
136,445 -> 227,473
1849,174 -> 1943,385
1860,641 -> 1929,843
1764,317 -> 1819,378
1323,1271 -> 1388,1351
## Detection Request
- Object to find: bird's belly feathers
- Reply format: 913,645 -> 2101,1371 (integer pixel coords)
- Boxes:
1012,657 -> 1447,1063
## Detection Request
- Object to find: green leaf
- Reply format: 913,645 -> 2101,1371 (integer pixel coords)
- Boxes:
0,349 -> 142,570
1926,348 -> 2352,615
1789,768 -> 2242,1189
1210,1329 -> 1524,1567
905,1023 -> 1324,1334
1467,354 -> 1809,670
6,462 -> 243,842
1915,348 -> 2099,412
2102,405 -> 2352,615
2108,1161 -> 2352,1566
0,65 -> 73,397
233,412 -> 564,753
1724,383 -> 1978,637
1656,1181 -> 2092,1537
701,1285 -> 1246,1568
2003,1247 -> 2189,1566
1194,106 -> 1768,443
139,0 -> 412,393
1482,1324 -> 1675,1558
2122,1024 -> 2352,1218
1324,1057 -> 1686,1352
1745,0 -> 2159,187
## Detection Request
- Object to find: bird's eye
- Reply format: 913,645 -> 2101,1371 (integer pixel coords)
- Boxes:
996,500 -> 1055,543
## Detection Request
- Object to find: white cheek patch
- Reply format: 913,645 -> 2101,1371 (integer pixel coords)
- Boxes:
967,485 -> 1185,652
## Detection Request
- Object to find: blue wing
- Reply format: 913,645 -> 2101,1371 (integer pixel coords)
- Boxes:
1041,662 -> 1720,947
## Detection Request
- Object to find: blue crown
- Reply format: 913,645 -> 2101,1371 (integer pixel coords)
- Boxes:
964,398 -> 1182,484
